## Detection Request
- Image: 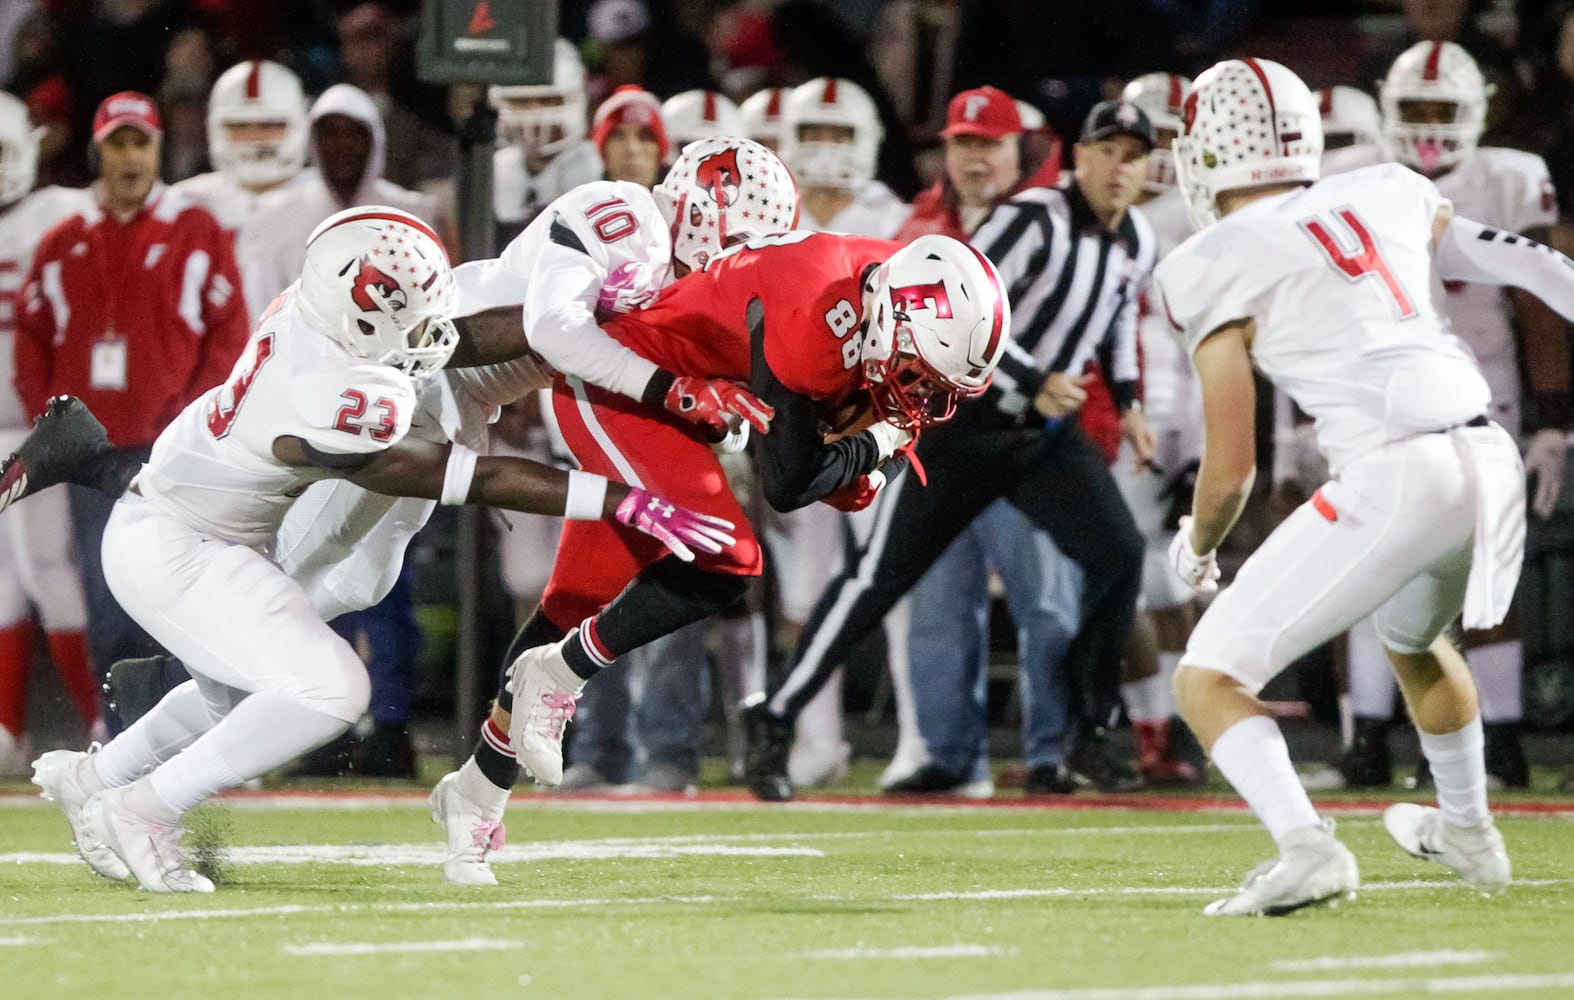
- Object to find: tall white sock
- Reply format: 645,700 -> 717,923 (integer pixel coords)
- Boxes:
1346,618 -> 1397,720
94,680 -> 223,788
1418,716 -> 1489,828
1210,714 -> 1321,844
1121,674 -> 1167,723
1156,651 -> 1181,718
149,692 -> 348,814
1467,641 -> 1522,725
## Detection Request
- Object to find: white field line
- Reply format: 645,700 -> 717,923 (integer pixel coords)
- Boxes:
0,936 -> 35,946
283,938 -> 520,957
1273,950 -> 1497,971
802,945 -> 1015,960
908,972 -> 1574,999
4,878 -> 1569,928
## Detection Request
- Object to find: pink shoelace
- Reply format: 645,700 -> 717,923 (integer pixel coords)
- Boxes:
471,819 -> 505,855
536,692 -> 578,743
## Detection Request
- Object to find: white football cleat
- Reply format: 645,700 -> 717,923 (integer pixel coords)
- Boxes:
430,766 -> 508,886
788,738 -> 851,788
1205,820 -> 1358,916
1384,802 -> 1511,894
506,633 -> 588,787
80,781 -> 214,893
31,746 -> 130,881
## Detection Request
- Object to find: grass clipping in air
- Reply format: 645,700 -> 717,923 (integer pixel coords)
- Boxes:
184,803 -> 234,885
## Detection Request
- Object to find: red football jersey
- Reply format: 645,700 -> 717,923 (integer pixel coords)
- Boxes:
603,231 -> 898,406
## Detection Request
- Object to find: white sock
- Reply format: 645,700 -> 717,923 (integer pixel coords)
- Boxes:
1155,652 -> 1180,718
1121,674 -> 1166,723
456,756 -> 509,819
1418,716 -> 1489,828
149,692 -> 348,814
94,680 -> 223,788
1346,619 -> 1397,719
1467,641 -> 1522,724
1210,715 -> 1321,844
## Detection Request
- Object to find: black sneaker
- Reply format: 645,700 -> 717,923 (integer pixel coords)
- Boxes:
884,763 -> 967,795
1066,728 -> 1142,792
7,396 -> 141,503
1337,717 -> 1392,788
1023,764 -> 1077,796
105,654 -> 191,729
742,696 -> 793,802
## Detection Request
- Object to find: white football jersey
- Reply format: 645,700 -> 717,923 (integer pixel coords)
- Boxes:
1323,144 -> 1556,432
1136,189 -> 1202,467
0,186 -> 94,429
1155,163 -> 1490,473
799,180 -> 912,238
136,287 -> 418,548
455,179 -> 674,401
171,170 -> 311,326
493,139 -> 603,227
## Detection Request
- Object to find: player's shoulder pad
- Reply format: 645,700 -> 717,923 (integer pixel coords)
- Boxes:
1152,222 -> 1255,354
287,362 -> 418,456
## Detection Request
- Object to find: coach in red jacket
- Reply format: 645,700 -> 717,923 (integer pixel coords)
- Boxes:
13,91 -> 249,708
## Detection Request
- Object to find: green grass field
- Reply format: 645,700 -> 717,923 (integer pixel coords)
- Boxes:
3,769 -> 1571,1000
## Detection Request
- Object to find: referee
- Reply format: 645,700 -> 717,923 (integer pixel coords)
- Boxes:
746,99 -> 1161,801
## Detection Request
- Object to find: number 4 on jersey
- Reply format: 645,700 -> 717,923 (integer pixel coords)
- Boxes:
1299,207 -> 1417,320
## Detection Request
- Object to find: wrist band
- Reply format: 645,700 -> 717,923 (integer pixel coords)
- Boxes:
564,469 -> 610,520
440,444 -> 479,506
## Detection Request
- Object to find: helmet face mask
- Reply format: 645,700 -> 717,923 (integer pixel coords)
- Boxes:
655,137 -> 799,272
489,39 -> 587,158
1379,40 -> 1488,176
1121,72 -> 1191,194
208,60 -> 308,189
779,78 -> 882,190
297,208 -> 459,380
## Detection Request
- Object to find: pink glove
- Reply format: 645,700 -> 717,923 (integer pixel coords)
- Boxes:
665,376 -> 774,438
615,488 -> 738,562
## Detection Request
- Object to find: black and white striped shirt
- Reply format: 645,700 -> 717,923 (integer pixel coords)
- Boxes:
971,180 -> 1158,419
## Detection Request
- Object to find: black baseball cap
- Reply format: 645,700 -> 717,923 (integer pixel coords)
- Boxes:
1079,99 -> 1156,149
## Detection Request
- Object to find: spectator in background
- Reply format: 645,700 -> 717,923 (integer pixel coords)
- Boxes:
593,85 -> 666,188
584,0 -> 716,107
13,91 -> 249,715
7,9 -> 84,188
489,38 -> 601,240
871,0 -> 963,178
335,2 -> 455,189
0,89 -> 99,774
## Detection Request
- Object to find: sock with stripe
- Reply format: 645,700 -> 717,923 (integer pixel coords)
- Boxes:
470,717 -> 521,791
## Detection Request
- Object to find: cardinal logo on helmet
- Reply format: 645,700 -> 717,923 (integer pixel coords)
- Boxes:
349,258 -> 405,314
693,147 -> 741,204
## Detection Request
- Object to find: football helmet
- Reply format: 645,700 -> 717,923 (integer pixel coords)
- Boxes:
738,87 -> 789,150
489,39 -> 587,157
1379,40 -> 1489,176
1173,57 -> 1323,231
779,78 -> 882,190
859,235 -> 1010,429
207,60 -> 308,189
1314,85 -> 1380,151
0,90 -> 40,206
655,136 -> 798,272
658,90 -> 744,162
297,207 -> 458,379
1121,72 -> 1191,192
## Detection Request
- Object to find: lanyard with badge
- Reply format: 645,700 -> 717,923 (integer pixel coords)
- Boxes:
87,221 -> 128,391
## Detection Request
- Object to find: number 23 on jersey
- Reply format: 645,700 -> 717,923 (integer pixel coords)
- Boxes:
206,333 -> 401,442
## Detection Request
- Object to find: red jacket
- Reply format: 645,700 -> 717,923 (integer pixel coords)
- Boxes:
14,184 -> 250,447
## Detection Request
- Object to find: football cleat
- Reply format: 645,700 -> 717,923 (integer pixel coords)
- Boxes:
1,397 -> 142,516
1066,727 -> 1143,792
1205,820 -> 1358,916
32,746 -> 130,881
505,633 -> 587,787
430,767 -> 508,886
80,780 -> 214,892
742,695 -> 794,802
1383,802 -> 1511,894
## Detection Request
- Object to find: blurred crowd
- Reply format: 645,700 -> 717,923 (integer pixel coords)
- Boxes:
1,0 -> 1572,795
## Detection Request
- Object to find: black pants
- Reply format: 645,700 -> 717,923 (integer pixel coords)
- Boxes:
765,404 -> 1144,742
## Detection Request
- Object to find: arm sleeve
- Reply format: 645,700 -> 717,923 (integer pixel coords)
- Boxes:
746,298 -> 881,511
1434,214 -> 1574,323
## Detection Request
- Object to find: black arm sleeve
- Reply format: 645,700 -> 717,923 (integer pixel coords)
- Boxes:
747,298 -> 882,512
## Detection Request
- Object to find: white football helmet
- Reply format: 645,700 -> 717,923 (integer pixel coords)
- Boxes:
297,207 -> 458,379
489,38 -> 587,157
0,90 -> 40,206
1121,72 -> 1191,192
1379,40 -> 1489,176
779,78 -> 883,190
738,87 -> 789,150
655,136 -> 798,272
1314,85 -> 1380,151
658,90 -> 744,163
859,235 -> 1010,429
1173,57 -> 1323,231
208,60 -> 308,189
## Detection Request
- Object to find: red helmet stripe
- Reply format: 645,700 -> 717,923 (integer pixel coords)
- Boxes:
1167,75 -> 1183,116
1319,87 -> 1333,117
308,211 -> 447,261
823,78 -> 839,104
245,61 -> 262,101
1240,57 -> 1282,154
962,243 -> 1006,371
703,90 -> 717,123
765,88 -> 782,117
1423,41 -> 1444,81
